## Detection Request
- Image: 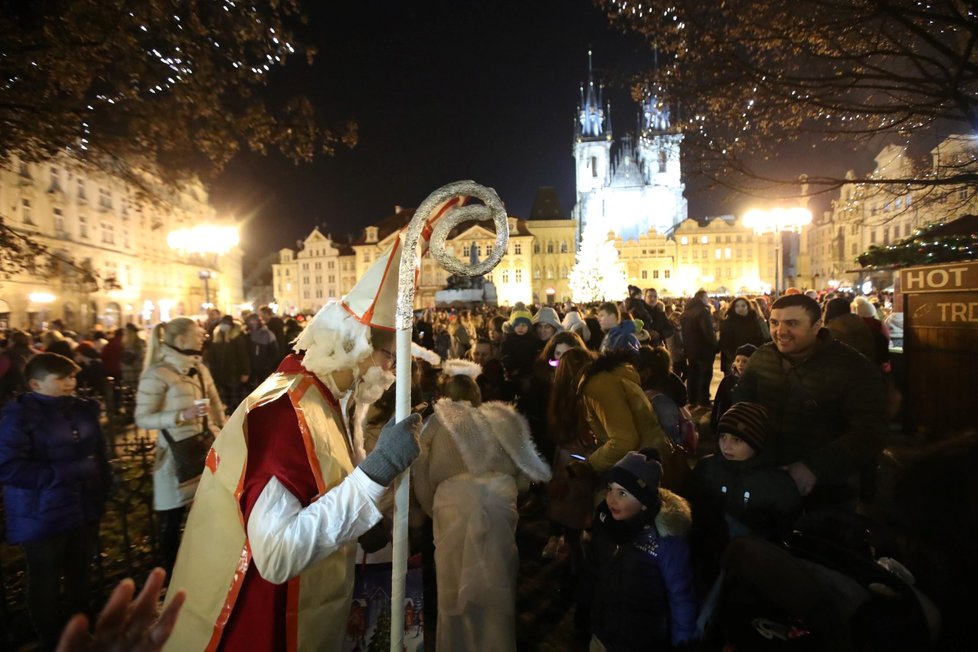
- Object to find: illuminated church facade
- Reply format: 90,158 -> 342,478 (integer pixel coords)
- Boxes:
572,52 -> 687,242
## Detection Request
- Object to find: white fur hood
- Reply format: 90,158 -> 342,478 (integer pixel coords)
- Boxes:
432,398 -> 551,483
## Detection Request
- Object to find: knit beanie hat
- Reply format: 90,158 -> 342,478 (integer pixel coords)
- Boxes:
735,343 -> 757,358
509,309 -> 532,329
717,402 -> 769,452
606,448 -> 663,512
824,297 -> 852,323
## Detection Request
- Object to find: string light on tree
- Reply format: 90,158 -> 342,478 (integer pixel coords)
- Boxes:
568,223 -> 628,302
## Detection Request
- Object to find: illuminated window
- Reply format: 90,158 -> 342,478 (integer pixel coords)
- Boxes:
514,242 -> 522,255
560,241 -> 568,253
546,241 -> 554,254
502,271 -> 509,283
680,236 -> 688,245
515,269 -> 522,283
715,248 -> 722,260
725,248 -> 732,259
701,236 -> 709,244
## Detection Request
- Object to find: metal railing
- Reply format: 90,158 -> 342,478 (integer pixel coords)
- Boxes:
0,382 -> 162,649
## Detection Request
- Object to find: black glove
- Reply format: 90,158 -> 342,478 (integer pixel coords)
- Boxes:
358,413 -> 422,486
358,517 -> 392,554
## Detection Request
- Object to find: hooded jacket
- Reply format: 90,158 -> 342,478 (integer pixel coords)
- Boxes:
561,310 -> 591,343
581,361 -> 671,473
589,488 -> 698,649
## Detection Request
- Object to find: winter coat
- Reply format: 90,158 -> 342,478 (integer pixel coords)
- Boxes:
588,489 -> 698,650
581,362 -> 671,473
120,339 -> 145,386
135,345 -> 226,510
246,325 -> 281,386
0,393 -> 110,544
687,453 -> 802,552
826,313 -> 875,362
561,311 -> 591,343
732,330 -> 886,492
500,331 -> 541,383
204,323 -> 250,387
680,299 -> 718,361
718,309 -> 766,374
0,344 -> 35,403
101,334 -> 124,377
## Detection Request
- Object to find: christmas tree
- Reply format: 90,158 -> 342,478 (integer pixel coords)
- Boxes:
569,224 -> 628,302
367,605 -> 392,652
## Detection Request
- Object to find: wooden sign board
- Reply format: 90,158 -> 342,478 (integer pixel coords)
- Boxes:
899,261 -> 978,294
906,292 -> 978,328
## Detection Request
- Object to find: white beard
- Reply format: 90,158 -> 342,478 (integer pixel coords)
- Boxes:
349,365 -> 396,464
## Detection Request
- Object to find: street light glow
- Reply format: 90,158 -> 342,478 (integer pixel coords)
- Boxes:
28,292 -> 56,303
167,224 -> 240,254
742,207 -> 812,233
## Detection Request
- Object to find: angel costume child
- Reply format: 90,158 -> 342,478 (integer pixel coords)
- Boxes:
412,360 -> 551,652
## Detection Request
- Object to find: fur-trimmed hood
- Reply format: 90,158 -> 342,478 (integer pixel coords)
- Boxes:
654,488 -> 692,538
431,398 -> 551,482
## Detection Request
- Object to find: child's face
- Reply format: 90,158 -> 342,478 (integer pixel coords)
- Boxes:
514,323 -> 529,336
732,354 -> 751,376
719,433 -> 755,462
606,482 -> 644,521
30,372 -> 77,398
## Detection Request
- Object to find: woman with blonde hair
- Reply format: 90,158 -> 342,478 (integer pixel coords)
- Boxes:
135,318 -> 225,574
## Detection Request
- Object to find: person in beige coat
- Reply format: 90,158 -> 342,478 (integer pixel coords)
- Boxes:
413,363 -> 551,652
135,317 -> 226,575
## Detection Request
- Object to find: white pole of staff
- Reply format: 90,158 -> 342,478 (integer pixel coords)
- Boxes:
390,181 -> 509,650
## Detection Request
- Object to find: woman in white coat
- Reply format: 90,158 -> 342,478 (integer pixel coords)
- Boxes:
413,360 -> 551,651
135,317 -> 225,574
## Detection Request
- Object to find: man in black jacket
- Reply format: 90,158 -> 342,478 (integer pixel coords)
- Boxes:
680,290 -> 718,408
733,294 -> 886,509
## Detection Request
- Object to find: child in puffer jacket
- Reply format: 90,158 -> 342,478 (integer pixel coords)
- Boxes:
0,353 -> 111,651
585,448 -> 698,651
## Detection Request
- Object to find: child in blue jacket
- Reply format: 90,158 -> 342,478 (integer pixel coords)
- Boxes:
0,352 -> 111,651
587,448 -> 698,651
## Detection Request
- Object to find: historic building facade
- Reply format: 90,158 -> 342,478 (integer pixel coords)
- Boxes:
0,155 -> 243,330
801,134 -> 977,291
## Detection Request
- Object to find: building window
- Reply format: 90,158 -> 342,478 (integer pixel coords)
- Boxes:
79,215 -> 88,238
302,262 -> 309,271
546,267 -> 554,279
19,161 -> 30,178
725,247 -> 732,259
664,270 -> 670,279
315,276 -> 322,284
534,242 -> 540,254
653,270 -> 660,279
54,208 -> 64,232
680,236 -> 688,245
534,267 -> 541,280
591,156 -> 598,177
101,223 -> 114,244
715,248 -> 722,260
870,230 -> 876,244
50,167 -> 61,192
99,187 -> 112,209
701,236 -> 709,244
641,270 -> 648,279
502,270 -> 509,283
463,245 -> 470,256
21,198 -> 33,225
546,241 -> 554,254
77,178 -> 86,200
560,241 -> 568,253
514,242 -> 522,255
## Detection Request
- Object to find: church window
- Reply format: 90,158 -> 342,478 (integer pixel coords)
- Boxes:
560,241 -> 568,253
516,269 -> 523,283
546,241 -> 554,254
514,242 -> 522,255
658,150 -> 667,173
591,156 -> 598,177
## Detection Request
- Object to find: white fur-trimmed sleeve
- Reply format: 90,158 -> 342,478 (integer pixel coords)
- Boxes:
247,467 -> 385,584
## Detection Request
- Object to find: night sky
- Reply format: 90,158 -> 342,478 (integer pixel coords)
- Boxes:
208,0 -> 660,256
207,0 -> 856,260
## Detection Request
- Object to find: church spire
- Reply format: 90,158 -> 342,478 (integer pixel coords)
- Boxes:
577,48 -> 609,140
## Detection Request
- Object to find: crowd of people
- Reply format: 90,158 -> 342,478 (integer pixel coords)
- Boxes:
0,280 -> 934,651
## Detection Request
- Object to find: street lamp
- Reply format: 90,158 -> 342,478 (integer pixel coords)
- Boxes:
198,269 -> 212,311
743,207 -> 812,296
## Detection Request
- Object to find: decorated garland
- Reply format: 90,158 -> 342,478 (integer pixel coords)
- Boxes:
858,223 -> 978,268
